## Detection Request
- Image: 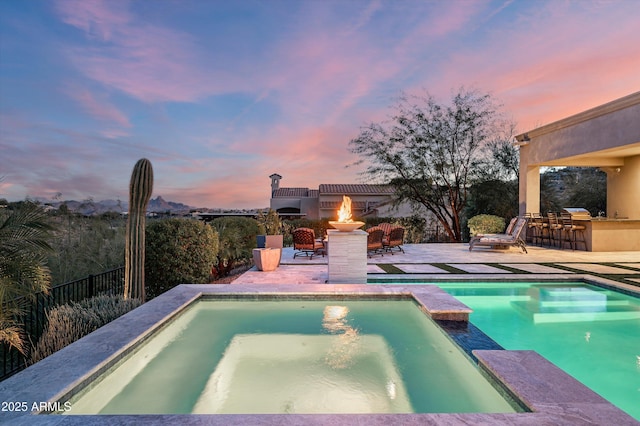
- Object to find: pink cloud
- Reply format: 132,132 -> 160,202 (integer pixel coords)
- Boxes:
411,1 -> 640,131
55,0 -> 240,103
55,0 -> 131,42
67,86 -> 131,128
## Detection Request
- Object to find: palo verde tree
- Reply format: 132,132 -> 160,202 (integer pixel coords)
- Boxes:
124,158 -> 153,302
349,88 -> 513,242
465,134 -> 520,223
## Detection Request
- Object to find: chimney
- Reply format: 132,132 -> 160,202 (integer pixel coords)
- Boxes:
269,173 -> 282,196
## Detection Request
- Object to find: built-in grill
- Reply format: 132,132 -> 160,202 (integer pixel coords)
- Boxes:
561,208 -> 592,220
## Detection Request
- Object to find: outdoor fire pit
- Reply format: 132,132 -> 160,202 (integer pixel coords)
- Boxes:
328,195 -> 364,232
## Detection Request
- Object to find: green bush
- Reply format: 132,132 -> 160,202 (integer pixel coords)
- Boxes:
256,209 -> 283,235
145,218 -> 219,298
30,294 -> 141,364
210,216 -> 260,277
467,214 -> 506,237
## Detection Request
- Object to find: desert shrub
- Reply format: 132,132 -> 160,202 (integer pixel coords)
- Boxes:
396,215 -> 429,243
256,209 -> 283,235
145,218 -> 219,298
47,213 -> 126,285
209,216 -> 260,278
30,294 -> 141,364
467,214 -> 506,237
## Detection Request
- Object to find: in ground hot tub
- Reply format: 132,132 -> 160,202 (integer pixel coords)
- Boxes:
64,297 -> 517,415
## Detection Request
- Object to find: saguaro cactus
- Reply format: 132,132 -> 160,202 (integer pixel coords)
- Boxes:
124,158 -> 153,302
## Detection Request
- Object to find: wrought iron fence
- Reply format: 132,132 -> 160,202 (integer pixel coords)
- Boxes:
1,267 -> 125,382
423,226 -> 455,243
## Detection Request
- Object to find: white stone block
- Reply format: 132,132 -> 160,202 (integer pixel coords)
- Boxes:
327,229 -> 367,284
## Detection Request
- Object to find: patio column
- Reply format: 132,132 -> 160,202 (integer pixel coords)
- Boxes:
327,229 -> 367,284
520,165 -> 540,216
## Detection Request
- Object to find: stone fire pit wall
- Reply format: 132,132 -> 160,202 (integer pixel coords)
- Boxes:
327,229 -> 367,284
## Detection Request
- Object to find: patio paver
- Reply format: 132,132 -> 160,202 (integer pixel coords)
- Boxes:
500,263 -> 574,274
617,263 -> 640,270
367,264 -> 386,273
556,263 -> 640,275
394,264 -> 450,273
446,264 -> 512,274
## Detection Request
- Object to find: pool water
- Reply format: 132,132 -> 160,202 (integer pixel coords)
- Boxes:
438,282 -> 640,420
66,299 -> 516,415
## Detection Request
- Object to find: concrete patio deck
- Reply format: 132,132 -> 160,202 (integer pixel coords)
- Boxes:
235,243 -> 640,293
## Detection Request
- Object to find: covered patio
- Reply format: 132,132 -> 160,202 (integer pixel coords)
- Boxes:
515,91 -> 640,251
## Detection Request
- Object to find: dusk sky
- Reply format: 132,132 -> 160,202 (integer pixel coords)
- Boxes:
1,0 -> 639,209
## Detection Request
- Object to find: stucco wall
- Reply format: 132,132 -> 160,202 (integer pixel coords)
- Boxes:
607,154 -> 640,219
522,102 -> 640,166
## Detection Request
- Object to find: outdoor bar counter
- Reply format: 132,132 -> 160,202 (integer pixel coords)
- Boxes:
575,218 -> 640,251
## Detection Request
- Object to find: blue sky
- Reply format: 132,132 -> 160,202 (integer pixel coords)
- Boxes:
1,0 -> 639,209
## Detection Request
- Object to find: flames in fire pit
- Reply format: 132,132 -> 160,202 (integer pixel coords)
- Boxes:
329,196 -> 364,232
337,195 -> 353,223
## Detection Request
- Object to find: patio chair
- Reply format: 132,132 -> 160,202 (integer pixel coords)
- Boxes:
383,226 -> 405,254
366,227 -> 385,257
292,227 -> 324,259
468,217 -> 528,253
377,222 -> 394,239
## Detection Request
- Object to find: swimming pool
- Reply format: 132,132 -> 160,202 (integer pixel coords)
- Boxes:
64,297 -> 517,414
434,281 -> 640,421
2,284 -> 633,424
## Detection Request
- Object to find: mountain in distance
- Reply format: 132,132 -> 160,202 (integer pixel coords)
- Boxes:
36,196 -> 266,216
147,196 -> 191,213
42,196 -> 194,216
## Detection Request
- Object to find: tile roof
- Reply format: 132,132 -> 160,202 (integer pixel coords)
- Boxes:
318,184 -> 394,195
272,187 -> 311,197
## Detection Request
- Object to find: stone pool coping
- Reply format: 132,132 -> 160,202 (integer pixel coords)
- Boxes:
0,283 -> 636,425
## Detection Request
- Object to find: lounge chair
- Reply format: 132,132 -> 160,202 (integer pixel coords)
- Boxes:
468,217 -> 528,253
292,228 -> 324,259
383,226 -> 405,254
366,227 -> 385,257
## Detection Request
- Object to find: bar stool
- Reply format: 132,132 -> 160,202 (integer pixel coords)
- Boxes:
560,212 -> 587,250
536,214 -> 551,246
526,213 -> 542,245
547,212 -> 563,248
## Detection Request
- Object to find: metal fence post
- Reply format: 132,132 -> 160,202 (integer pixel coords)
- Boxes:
88,274 -> 95,298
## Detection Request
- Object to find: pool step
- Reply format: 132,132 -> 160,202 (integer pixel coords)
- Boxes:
539,299 -> 631,307
531,286 -> 608,303
511,300 -> 640,324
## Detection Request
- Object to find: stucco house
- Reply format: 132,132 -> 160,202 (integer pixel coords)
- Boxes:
269,174 -> 414,220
